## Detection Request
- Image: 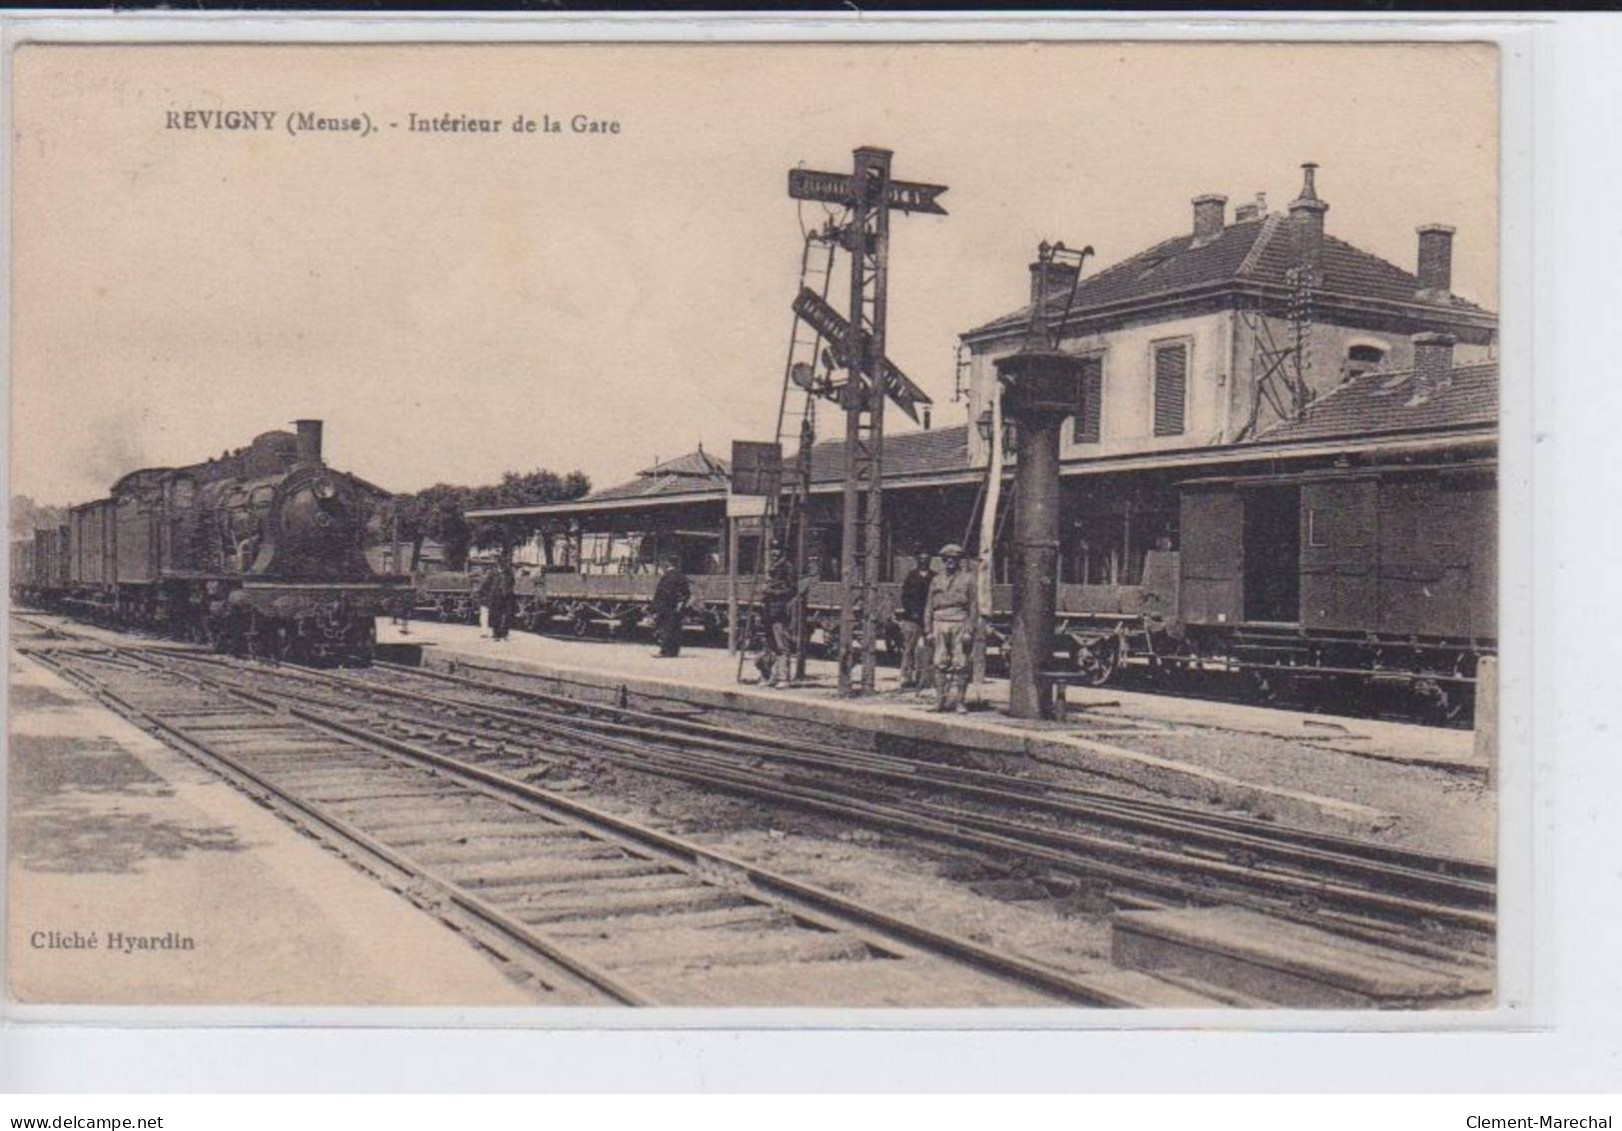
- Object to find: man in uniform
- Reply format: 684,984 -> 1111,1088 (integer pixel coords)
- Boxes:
489,555 -> 516,642
758,542 -> 797,688
651,562 -> 691,658
924,543 -> 979,713
896,549 -> 934,691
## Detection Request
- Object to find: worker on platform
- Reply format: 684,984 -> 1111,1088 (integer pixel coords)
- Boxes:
759,542 -> 797,688
925,543 -> 979,714
651,561 -> 691,658
474,566 -> 495,638
489,555 -> 516,642
896,549 -> 935,691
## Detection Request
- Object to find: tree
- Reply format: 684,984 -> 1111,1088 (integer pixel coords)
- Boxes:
482,469 -> 590,565
387,469 -> 588,572
386,483 -> 475,571
11,495 -> 66,536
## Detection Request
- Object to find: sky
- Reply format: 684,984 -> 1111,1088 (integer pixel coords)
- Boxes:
10,41 -> 1498,506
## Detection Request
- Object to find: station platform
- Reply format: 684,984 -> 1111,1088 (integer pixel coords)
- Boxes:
6,648 -> 535,1007
378,620 -> 1495,858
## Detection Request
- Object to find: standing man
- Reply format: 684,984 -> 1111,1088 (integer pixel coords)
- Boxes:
925,543 -> 980,714
489,555 -> 516,642
474,566 -> 495,638
759,542 -> 797,688
651,561 -> 691,658
896,550 -> 935,691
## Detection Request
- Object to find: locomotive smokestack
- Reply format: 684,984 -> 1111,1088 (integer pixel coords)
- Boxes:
294,419 -> 324,464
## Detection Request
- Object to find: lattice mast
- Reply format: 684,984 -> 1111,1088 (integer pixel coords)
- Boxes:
836,147 -> 892,695
783,147 -> 946,696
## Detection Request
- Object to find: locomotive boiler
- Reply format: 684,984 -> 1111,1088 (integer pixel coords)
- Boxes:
14,420 -> 406,664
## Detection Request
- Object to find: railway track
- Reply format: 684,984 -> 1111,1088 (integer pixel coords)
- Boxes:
84,632 -> 1494,968
16,620 -> 1167,1008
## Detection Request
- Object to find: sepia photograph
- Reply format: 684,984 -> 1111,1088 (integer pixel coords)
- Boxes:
6,38 -> 1503,1013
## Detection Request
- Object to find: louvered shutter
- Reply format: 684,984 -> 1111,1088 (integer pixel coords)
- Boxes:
1153,344 -> 1187,436
1072,355 -> 1103,443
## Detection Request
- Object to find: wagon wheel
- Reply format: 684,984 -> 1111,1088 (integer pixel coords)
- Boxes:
1414,678 -> 1471,727
347,617 -> 377,666
571,608 -> 592,638
1243,667 -> 1279,704
1071,638 -> 1120,687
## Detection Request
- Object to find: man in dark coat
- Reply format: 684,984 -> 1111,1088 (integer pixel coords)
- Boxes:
758,546 -> 797,687
489,558 -> 516,641
651,563 -> 691,657
896,550 -> 935,690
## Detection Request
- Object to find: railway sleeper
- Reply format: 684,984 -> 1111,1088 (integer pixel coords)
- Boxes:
465,871 -> 700,902
374,815 -> 570,841
411,850 -> 663,880
451,859 -> 676,892
599,930 -> 878,975
543,904 -> 791,940
509,885 -> 754,925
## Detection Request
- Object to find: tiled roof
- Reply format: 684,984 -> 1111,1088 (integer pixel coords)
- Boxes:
1257,362 -> 1497,444
574,428 -> 973,507
805,425 -> 970,484
637,448 -> 730,479
582,448 -> 732,503
967,214 -> 1489,339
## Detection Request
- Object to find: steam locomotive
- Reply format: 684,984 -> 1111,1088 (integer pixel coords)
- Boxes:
11,420 -> 406,664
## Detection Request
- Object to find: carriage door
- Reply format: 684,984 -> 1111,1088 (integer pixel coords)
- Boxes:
1299,479 -> 1377,631
1178,488 -> 1244,626
1242,485 -> 1301,624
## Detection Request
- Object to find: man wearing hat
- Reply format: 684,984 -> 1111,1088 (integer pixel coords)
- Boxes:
925,543 -> 980,713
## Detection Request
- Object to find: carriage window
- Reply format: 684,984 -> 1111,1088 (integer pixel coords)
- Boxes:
249,486 -> 276,508
170,480 -> 196,509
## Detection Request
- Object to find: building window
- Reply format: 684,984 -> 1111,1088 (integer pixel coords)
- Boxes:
1152,342 -> 1187,437
1345,343 -> 1386,380
1072,355 -> 1103,444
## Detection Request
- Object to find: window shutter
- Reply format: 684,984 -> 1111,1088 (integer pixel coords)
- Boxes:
1073,356 -> 1103,444
1153,344 -> 1187,437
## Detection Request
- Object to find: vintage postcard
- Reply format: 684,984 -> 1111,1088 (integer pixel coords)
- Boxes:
6,38 -> 1502,1015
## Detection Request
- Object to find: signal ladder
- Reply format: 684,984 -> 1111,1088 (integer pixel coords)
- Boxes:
734,221 -> 842,682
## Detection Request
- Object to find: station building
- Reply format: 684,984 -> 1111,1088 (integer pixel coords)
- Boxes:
472,164 -> 1499,626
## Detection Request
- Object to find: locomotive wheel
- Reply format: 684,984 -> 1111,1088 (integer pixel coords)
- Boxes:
192,611 -> 222,650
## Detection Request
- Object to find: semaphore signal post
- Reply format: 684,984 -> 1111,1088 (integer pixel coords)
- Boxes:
786,146 -> 947,695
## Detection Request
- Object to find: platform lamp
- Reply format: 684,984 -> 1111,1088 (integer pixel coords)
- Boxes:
975,408 -> 1018,457
993,239 -> 1093,719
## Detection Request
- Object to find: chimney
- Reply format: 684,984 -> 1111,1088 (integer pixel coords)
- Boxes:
293,419 -> 324,464
1191,194 -> 1227,246
1288,163 -> 1329,284
1416,223 -> 1456,300
1029,255 -> 1081,308
1408,332 -> 1456,405
1235,190 -> 1268,223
